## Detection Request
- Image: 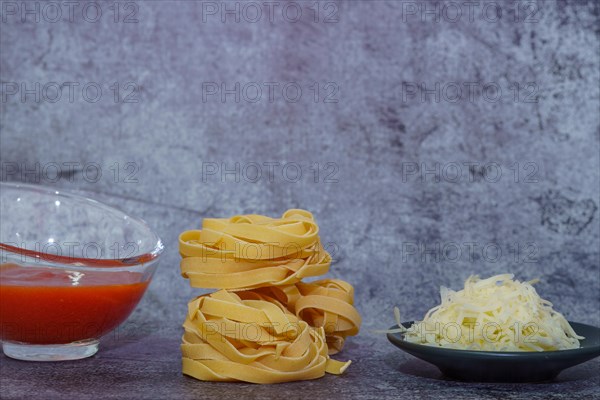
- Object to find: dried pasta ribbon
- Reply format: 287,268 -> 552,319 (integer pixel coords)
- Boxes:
181,290 -> 351,384
179,209 -> 331,290
179,209 -> 360,383
248,280 -> 362,354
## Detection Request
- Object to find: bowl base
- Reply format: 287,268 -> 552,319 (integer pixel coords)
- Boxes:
440,367 -> 558,383
2,339 -> 99,361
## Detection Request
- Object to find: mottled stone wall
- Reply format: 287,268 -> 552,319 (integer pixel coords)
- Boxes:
1,0 -> 598,336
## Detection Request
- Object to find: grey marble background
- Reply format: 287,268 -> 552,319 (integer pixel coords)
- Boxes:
1,1 -> 599,398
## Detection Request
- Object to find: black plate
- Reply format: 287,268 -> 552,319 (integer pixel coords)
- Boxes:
387,321 -> 600,382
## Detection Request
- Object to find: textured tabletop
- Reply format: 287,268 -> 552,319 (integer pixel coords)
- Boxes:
2,334 -> 599,400
0,0 -> 599,398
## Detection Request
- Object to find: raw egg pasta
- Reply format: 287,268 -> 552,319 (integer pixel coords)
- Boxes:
181,290 -> 351,383
179,210 -> 331,290
250,280 -> 362,354
179,209 -> 360,383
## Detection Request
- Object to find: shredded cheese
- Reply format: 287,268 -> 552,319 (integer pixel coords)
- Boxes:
397,274 -> 583,351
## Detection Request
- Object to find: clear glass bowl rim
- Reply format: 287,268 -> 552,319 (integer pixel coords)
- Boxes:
0,182 -> 164,268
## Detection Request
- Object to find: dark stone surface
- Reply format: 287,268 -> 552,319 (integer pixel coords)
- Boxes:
2,335 -> 600,400
1,0 -> 599,398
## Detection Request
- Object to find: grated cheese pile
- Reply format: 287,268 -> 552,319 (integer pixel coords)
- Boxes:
395,274 -> 583,351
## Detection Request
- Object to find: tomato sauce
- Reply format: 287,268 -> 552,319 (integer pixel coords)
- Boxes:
0,263 -> 149,344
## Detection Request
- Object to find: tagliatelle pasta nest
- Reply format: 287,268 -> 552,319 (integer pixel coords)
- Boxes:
179,209 -> 331,290
181,290 -> 351,383
178,209 -> 361,383
252,279 -> 361,354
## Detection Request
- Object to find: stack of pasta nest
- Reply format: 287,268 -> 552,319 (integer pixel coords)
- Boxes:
178,209 -> 361,383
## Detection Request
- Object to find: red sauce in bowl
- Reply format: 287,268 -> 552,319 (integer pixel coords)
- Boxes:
0,263 -> 149,344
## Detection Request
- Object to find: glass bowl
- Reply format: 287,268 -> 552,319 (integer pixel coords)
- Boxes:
0,182 -> 163,361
